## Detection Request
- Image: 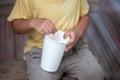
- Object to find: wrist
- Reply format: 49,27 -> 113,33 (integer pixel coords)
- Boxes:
28,18 -> 38,29
73,27 -> 82,39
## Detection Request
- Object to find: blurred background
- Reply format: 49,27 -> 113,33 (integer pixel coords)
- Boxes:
0,0 -> 120,80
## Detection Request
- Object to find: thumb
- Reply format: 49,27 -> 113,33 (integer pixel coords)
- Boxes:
64,31 -> 70,39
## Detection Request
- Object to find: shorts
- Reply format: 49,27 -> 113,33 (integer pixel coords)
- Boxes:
25,40 -> 104,80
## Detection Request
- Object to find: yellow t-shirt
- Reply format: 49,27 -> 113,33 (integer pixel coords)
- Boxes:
8,0 -> 89,53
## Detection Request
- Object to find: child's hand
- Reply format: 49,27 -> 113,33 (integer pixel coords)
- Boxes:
64,29 -> 81,52
29,18 -> 57,35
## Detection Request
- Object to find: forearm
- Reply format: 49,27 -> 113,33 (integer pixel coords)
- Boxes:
74,15 -> 90,38
11,19 -> 32,34
11,18 -> 57,35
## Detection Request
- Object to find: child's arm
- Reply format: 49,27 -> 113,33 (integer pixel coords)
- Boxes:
11,18 -> 57,35
64,15 -> 90,52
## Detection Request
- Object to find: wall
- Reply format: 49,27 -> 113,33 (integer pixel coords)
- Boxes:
86,0 -> 120,79
0,0 -> 27,60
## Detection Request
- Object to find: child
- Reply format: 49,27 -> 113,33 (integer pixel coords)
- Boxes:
8,0 -> 104,80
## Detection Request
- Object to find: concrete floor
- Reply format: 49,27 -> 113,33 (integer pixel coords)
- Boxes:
0,60 -> 28,80
0,60 -> 71,80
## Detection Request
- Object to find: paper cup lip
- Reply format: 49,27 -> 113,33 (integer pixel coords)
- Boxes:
45,35 -> 69,44
45,30 -> 70,44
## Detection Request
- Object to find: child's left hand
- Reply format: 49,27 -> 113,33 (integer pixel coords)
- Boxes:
64,29 -> 81,52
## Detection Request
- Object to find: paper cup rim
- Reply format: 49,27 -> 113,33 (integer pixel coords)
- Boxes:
45,35 -> 68,44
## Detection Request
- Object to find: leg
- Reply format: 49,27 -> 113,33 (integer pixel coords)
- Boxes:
25,47 -> 63,80
63,47 -> 104,80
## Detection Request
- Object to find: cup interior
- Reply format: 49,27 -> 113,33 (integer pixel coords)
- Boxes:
45,30 -> 70,44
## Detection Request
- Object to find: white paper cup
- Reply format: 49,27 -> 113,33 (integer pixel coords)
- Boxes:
41,30 -> 70,72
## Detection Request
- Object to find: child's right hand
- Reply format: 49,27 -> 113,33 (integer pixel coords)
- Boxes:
29,18 -> 57,35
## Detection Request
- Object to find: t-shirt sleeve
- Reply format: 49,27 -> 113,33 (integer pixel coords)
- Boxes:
80,0 -> 90,17
7,0 -> 32,22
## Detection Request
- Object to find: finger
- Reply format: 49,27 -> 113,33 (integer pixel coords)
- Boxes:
67,40 -> 73,49
66,32 -> 75,49
40,22 -> 52,34
65,44 -> 73,52
47,21 -> 57,33
45,24 -> 54,34
64,31 -> 70,39
40,29 -> 45,35
38,27 -> 45,35
43,25 -> 51,34
65,37 -> 75,52
67,32 -> 75,45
